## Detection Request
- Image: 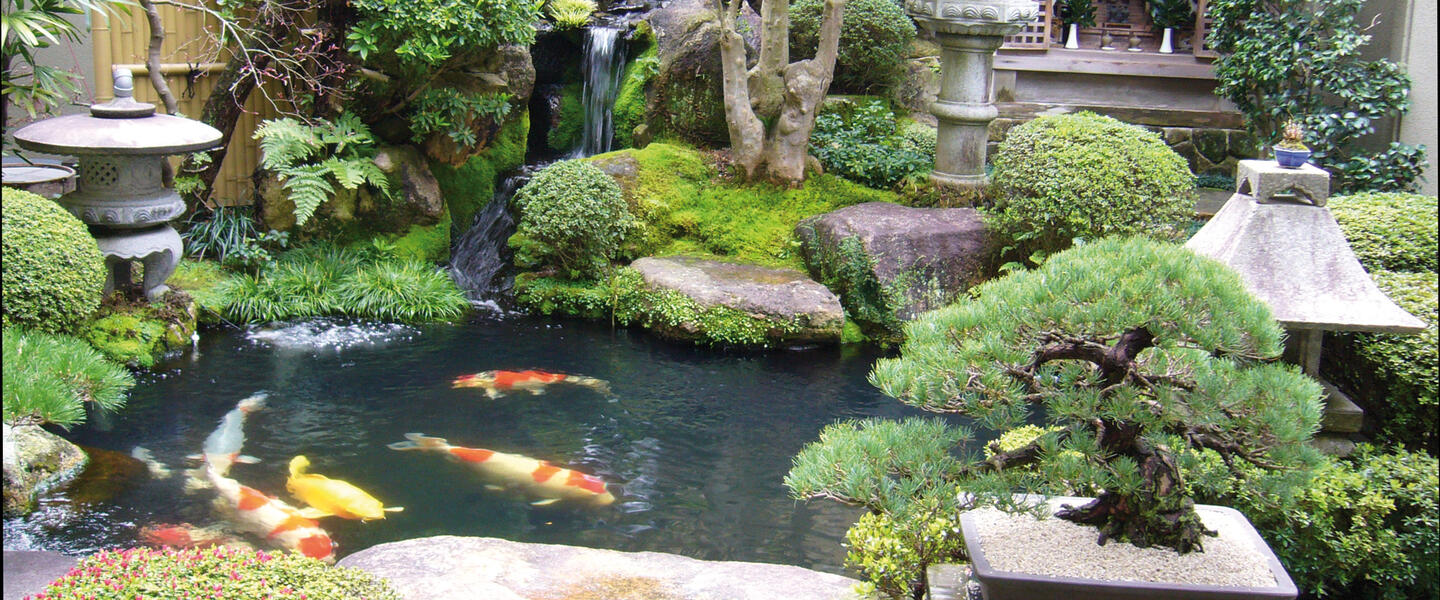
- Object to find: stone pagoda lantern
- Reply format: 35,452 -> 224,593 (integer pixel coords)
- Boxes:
907,0 -> 1039,194
13,69 -> 221,300
1186,161 -> 1425,452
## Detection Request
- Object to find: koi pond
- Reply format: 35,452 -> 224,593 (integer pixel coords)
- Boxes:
3,315 -> 958,573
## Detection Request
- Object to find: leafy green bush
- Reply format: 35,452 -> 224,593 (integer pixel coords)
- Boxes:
510,160 -> 632,280
33,546 -> 400,600
844,508 -> 966,600
896,119 -> 937,158
1329,192 -> 1437,273
809,101 -> 931,189
3,328 -> 132,428
1190,446 -> 1439,599
253,114 -> 391,227
987,113 -> 1195,262
547,0 -> 595,28
1328,271 -> 1438,452
791,0 -> 916,92
1,187 -> 105,334
408,89 -> 513,150
1208,0 -> 1427,193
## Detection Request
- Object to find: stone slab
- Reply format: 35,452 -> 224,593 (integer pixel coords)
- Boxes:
337,536 -> 868,600
3,551 -> 77,600
1319,380 -> 1364,434
1185,193 -> 1426,333
1310,434 -> 1358,457
630,256 -> 845,344
1235,160 -> 1329,206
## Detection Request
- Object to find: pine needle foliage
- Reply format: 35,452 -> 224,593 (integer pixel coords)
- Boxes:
253,114 -> 391,227
3,328 -> 133,429
788,238 -> 1324,564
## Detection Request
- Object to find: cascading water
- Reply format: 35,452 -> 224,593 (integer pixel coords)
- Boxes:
574,26 -> 626,157
451,26 -> 627,307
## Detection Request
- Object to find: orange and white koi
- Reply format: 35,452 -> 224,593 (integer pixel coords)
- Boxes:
287,455 -> 403,521
207,466 -> 335,563
451,370 -> 610,399
388,433 -> 615,506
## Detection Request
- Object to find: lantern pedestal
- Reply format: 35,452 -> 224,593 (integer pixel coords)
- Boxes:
94,225 -> 183,300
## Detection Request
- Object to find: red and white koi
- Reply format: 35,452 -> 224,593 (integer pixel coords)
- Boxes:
451,370 -> 610,399
207,466 -> 336,563
388,433 -> 616,506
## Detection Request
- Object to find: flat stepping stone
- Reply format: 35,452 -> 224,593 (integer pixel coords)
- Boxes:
338,536 -> 868,600
4,551 -> 77,600
630,256 -> 844,345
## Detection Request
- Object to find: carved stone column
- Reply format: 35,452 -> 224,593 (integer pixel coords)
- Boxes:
908,0 -> 1039,194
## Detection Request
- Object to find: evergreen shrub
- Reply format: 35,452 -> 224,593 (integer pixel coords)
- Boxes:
1189,446 -> 1439,599
791,0 -> 916,92
1,187 -> 106,334
1329,192 -> 1437,274
509,160 -> 632,280
33,546 -> 400,600
809,101 -> 931,189
3,327 -> 132,429
987,112 -> 1195,262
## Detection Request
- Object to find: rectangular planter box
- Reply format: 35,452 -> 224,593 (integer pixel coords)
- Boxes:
961,496 -> 1297,600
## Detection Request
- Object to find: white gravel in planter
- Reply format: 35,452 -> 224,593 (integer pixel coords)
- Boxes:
970,505 -> 1277,588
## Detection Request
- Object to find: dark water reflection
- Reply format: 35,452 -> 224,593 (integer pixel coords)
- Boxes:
4,316 -> 963,574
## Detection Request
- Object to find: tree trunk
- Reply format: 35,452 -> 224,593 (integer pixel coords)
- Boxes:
138,0 -> 179,187
1054,421 -> 1214,553
184,52 -> 270,207
717,0 -> 845,185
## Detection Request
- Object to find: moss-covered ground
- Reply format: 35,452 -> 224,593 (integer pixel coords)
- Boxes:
81,292 -> 199,368
431,110 -> 530,237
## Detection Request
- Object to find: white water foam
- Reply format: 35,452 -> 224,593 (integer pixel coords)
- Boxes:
245,319 -> 417,352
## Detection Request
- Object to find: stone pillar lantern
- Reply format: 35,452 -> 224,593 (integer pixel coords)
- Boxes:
13,69 -> 222,300
1186,161 -> 1426,453
907,0 -> 1039,194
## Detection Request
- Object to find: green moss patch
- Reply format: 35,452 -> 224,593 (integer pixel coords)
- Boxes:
82,293 -> 198,369
547,82 -> 585,153
170,259 -> 238,324
613,44 -> 659,149
584,143 -> 898,271
432,109 -> 530,236
378,208 -> 452,263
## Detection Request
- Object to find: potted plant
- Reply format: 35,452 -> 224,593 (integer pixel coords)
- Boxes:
1147,0 -> 1194,53
1273,120 -> 1311,168
786,237 -> 1321,599
1059,0 -> 1097,49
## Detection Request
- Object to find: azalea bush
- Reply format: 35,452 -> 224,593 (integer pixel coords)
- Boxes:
29,546 -> 400,600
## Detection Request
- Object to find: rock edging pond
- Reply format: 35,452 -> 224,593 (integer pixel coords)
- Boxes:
338,535 -> 869,600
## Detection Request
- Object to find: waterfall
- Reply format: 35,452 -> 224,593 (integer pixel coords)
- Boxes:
449,169 -> 538,305
574,26 -> 626,157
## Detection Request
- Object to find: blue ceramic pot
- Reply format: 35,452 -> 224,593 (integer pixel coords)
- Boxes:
1274,147 -> 1311,168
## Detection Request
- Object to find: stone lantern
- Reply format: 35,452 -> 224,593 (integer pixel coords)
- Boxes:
1186,161 -> 1425,452
907,0 -> 1039,194
13,69 -> 221,300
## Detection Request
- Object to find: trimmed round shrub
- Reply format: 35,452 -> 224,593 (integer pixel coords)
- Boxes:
1328,270 -> 1438,452
791,0 -> 916,92
1329,192 -> 1437,274
510,160 -> 632,280
987,112 -> 1195,261
34,546 -> 401,599
2,187 -> 105,333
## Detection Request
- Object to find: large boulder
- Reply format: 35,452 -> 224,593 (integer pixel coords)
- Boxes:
338,536 -> 867,600
630,256 -> 845,345
421,44 -> 536,167
4,551 -> 78,600
3,424 -> 87,517
646,0 -> 759,146
796,202 -> 995,335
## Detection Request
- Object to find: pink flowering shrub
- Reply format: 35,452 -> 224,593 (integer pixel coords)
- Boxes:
27,546 -> 399,600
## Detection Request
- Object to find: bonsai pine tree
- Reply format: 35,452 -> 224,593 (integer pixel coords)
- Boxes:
787,237 -> 1324,554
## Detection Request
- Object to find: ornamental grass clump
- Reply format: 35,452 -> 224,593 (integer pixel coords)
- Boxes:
547,0 -> 596,29
987,112 -> 1195,264
2,187 -> 106,334
787,238 -> 1324,587
30,546 -> 400,600
3,328 -> 132,429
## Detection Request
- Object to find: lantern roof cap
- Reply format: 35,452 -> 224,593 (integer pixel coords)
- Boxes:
1186,193 -> 1426,333
12,68 -> 221,156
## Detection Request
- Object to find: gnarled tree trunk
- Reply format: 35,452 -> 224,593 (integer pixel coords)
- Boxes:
715,0 -> 845,184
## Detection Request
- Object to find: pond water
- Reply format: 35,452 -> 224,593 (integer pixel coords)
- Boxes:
4,315 -> 960,574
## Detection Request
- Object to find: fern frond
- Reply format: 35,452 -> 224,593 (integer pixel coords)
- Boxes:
355,159 -> 392,196
279,164 -> 335,227
254,118 -> 322,170
320,113 -> 376,153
